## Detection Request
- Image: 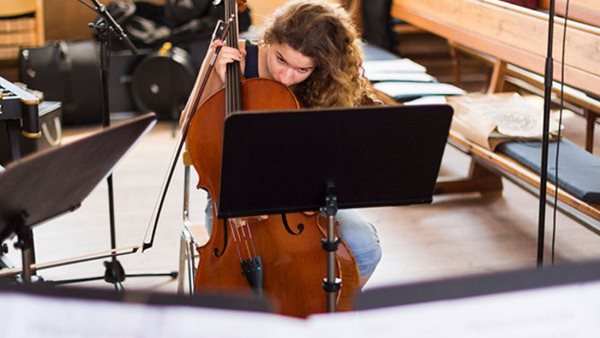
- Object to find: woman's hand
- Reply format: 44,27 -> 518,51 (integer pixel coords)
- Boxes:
212,39 -> 246,83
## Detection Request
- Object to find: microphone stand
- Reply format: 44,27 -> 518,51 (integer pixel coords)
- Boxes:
537,0 -> 556,266
57,0 -> 176,291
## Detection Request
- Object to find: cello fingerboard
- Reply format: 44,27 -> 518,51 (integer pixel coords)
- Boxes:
225,0 -> 242,115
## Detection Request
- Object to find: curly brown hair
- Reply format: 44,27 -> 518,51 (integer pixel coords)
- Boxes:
261,0 -> 378,108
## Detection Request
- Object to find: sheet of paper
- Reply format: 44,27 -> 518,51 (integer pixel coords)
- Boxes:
1,292 -> 307,338
5,278 -> 600,337
3,293 -> 156,338
307,281 -> 600,338
156,306 -> 307,338
447,93 -> 561,138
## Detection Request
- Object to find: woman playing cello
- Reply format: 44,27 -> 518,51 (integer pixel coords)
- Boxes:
180,0 -> 382,314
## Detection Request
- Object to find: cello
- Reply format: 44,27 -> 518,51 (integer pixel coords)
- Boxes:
185,0 -> 360,317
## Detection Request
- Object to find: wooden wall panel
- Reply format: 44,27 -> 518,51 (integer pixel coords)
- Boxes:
43,0 -> 166,41
43,0 -> 96,41
537,0 -> 599,26
555,0 -> 600,27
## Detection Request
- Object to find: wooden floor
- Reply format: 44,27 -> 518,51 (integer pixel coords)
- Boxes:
3,111 -> 600,297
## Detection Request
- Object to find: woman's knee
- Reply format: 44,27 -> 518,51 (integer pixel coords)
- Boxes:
336,210 -> 382,279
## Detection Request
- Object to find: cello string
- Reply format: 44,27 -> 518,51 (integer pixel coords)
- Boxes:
243,221 -> 258,258
233,218 -> 255,260
229,219 -> 244,260
237,220 -> 254,259
225,2 -> 256,261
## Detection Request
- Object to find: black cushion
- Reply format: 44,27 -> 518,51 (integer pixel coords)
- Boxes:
497,140 -> 600,203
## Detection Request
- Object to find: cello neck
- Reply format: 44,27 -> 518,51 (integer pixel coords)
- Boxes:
225,0 -> 242,116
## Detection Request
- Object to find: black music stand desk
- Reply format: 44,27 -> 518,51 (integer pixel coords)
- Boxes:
0,113 -> 156,283
218,104 -> 453,311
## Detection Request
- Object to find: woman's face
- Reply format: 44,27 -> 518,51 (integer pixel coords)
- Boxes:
266,42 -> 315,86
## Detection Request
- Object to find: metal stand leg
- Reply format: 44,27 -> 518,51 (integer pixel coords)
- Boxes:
11,211 -> 35,284
321,182 -> 341,313
16,232 -> 34,284
1,242 -> 14,270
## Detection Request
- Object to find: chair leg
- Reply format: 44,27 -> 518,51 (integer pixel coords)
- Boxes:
177,231 -> 188,295
487,59 -> 507,94
177,226 -> 199,295
179,155 -> 195,295
186,233 -> 197,295
179,153 -> 207,295
585,109 -> 597,153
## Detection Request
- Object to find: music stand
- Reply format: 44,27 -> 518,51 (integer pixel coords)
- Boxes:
0,113 -> 156,283
218,104 -> 453,312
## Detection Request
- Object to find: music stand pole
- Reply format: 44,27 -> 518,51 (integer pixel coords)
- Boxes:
99,1 -> 122,291
321,182 -> 341,312
88,1 -> 126,291
537,0 -> 556,267
66,1 -> 175,289
12,212 -> 33,284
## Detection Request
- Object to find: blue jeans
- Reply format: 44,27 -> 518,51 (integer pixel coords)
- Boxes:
335,209 -> 382,279
204,198 -> 382,279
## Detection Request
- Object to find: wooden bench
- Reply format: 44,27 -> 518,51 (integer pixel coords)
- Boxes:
380,0 -> 600,234
449,42 -> 600,153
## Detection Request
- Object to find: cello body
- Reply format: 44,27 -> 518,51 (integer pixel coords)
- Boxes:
187,78 -> 360,317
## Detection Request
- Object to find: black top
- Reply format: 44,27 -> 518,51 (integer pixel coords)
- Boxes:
243,40 -> 259,79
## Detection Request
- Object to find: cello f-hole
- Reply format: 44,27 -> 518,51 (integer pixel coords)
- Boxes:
213,219 -> 229,257
281,213 -> 304,235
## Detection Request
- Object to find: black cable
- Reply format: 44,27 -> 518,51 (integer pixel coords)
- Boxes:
551,0 -> 570,265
